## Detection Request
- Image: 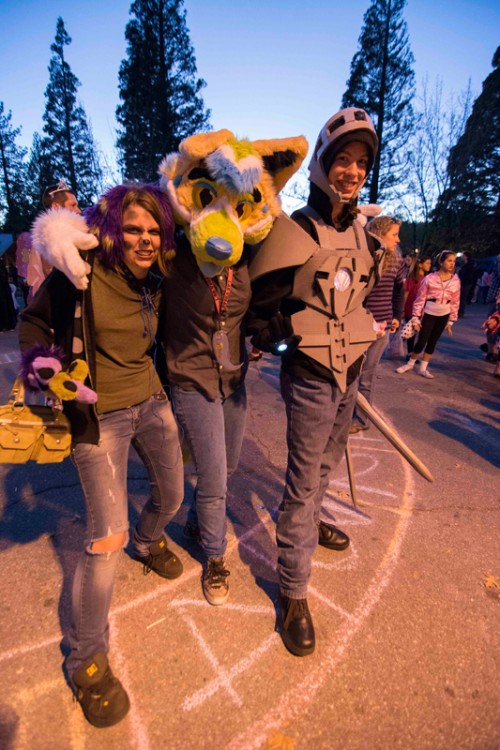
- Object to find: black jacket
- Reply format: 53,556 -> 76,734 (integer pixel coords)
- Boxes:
18,256 -> 166,445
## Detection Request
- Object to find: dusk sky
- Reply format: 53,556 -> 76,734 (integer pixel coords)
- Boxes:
1,0 -> 499,191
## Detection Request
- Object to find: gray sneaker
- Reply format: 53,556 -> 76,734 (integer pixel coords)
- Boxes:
202,557 -> 230,606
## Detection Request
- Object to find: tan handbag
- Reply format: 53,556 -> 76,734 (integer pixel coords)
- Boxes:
0,378 -> 72,464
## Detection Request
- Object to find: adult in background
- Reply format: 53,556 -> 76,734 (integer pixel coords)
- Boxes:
248,108 -> 383,656
457,250 -> 476,317
350,215 -> 406,433
0,256 -> 17,331
486,254 -> 500,309
476,269 -> 492,305
396,250 -> 460,379
27,180 -> 81,300
19,184 -> 184,728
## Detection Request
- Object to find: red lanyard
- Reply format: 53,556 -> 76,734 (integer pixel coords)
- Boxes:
204,268 -> 234,315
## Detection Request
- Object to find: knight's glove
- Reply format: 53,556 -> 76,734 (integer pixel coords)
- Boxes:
253,312 -> 302,356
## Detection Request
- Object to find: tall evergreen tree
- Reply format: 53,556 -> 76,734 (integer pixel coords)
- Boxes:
0,102 -> 31,233
24,132 -> 54,216
116,0 -> 211,181
342,0 -> 415,203
42,17 -> 102,206
433,46 -> 500,254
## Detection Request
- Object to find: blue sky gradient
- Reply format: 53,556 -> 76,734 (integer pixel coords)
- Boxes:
1,0 -> 499,185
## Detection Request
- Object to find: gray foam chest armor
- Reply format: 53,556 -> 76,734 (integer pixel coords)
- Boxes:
290,207 -> 377,393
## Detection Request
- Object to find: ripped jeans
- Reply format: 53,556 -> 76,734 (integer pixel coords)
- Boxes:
67,391 -> 184,676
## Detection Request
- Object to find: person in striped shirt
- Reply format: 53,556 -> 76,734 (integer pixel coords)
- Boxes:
350,216 -> 406,432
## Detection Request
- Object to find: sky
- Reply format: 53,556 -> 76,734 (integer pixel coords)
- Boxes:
0,0 -> 499,196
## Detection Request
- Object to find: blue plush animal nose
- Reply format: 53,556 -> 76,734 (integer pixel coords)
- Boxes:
206,237 -> 232,260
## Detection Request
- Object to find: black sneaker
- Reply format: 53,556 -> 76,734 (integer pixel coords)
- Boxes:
134,537 -> 183,579
279,596 -> 315,656
202,557 -> 230,605
72,653 -> 130,728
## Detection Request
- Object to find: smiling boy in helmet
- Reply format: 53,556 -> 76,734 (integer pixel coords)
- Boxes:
248,108 -> 384,657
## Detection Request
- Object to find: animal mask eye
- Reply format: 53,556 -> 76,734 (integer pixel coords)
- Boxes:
235,198 -> 254,221
192,180 -> 217,210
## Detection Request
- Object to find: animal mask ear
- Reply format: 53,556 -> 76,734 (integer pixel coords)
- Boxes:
250,136 -> 309,193
157,130 -> 309,278
179,129 -> 235,160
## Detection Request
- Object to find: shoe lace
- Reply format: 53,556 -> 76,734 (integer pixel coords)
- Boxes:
207,560 -> 230,588
283,598 -> 309,628
291,599 -> 308,616
141,553 -> 154,576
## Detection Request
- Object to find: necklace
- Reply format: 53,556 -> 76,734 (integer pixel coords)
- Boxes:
439,275 -> 452,288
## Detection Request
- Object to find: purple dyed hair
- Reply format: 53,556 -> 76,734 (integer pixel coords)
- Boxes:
84,183 -> 176,274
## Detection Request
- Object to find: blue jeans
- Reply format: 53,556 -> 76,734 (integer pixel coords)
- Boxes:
67,391 -> 183,676
278,372 -> 358,598
352,331 -> 389,428
171,384 -> 247,559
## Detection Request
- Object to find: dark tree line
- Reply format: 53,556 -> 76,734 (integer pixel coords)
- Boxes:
0,0 -> 209,234
339,0 -> 498,256
116,0 -> 210,182
342,0 -> 415,205
1,0 -> 498,258
431,46 -> 500,255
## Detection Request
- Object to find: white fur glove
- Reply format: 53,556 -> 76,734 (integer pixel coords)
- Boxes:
31,208 -> 98,290
357,204 -> 382,227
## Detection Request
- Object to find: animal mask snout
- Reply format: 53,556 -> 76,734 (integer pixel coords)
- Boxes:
206,237 -> 233,260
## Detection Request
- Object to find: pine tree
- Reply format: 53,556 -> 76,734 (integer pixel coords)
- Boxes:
342,0 -> 415,203
432,46 -> 500,254
0,102 -> 31,233
116,0 -> 211,181
25,132 -> 53,216
41,17 -> 102,206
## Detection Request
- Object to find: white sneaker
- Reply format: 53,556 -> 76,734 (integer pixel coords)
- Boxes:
396,363 -> 414,374
419,368 -> 434,379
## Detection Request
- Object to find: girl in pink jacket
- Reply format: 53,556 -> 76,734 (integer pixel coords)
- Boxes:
396,250 -> 460,379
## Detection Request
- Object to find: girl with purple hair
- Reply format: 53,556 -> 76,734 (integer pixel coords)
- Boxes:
19,184 -> 184,728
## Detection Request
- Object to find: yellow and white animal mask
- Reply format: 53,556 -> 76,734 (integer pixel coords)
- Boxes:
158,129 -> 308,277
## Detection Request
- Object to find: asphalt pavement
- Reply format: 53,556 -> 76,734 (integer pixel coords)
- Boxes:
0,303 -> 498,750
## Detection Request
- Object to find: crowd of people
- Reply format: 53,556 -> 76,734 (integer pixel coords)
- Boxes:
1,108 -> 498,728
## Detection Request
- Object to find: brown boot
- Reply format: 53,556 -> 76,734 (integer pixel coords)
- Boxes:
72,653 -> 130,728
